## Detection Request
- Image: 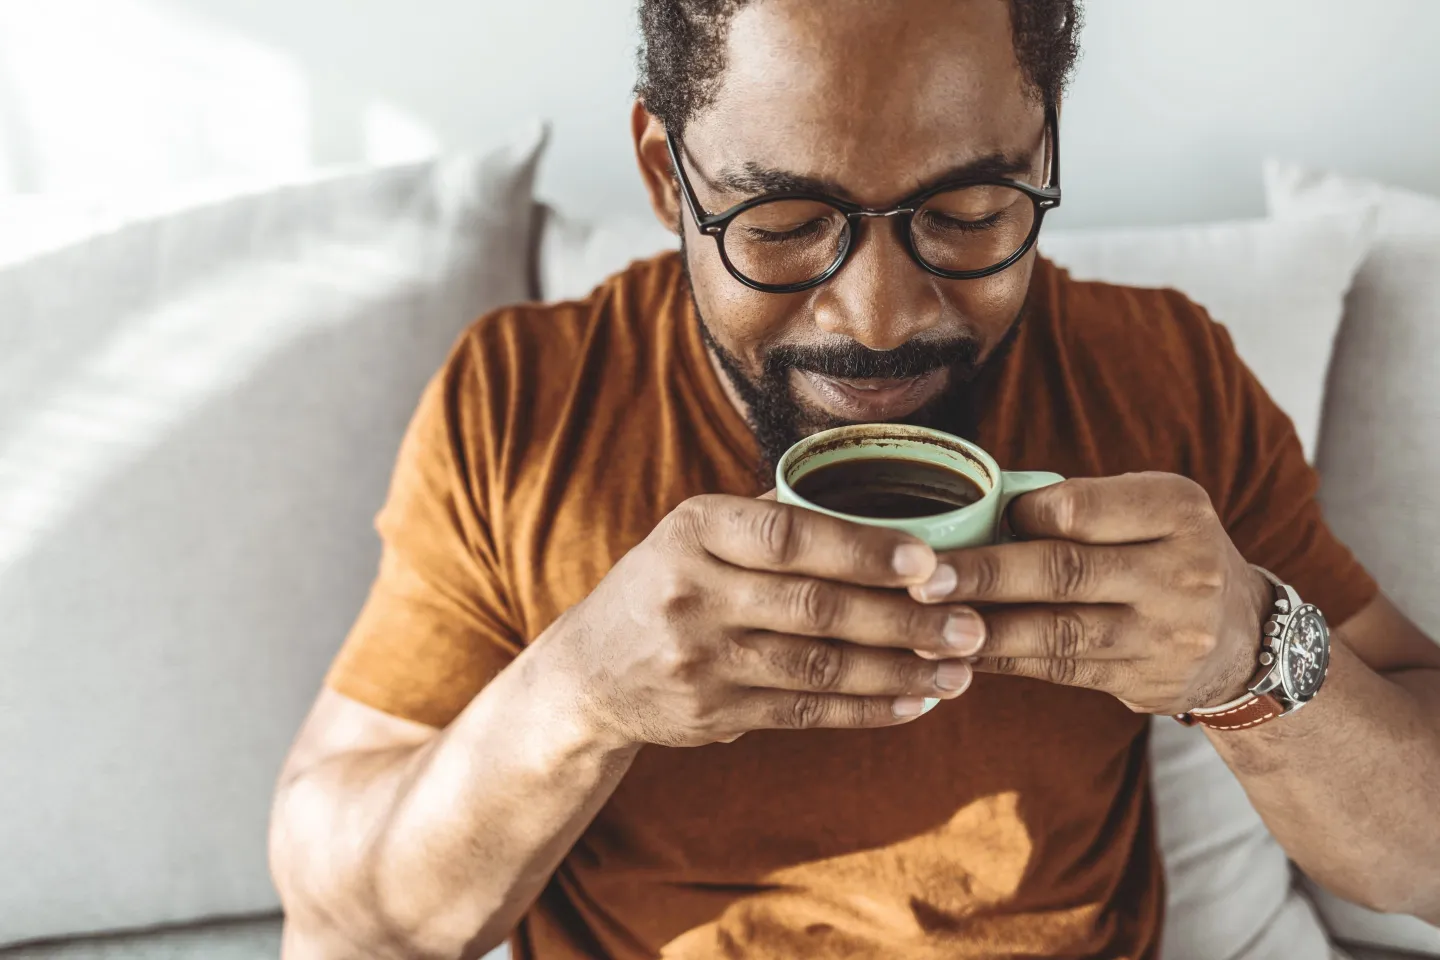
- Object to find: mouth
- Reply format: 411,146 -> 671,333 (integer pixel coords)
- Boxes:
796,368 -> 950,421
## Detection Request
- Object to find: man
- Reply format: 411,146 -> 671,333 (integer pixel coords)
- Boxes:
269,1 -> 1440,957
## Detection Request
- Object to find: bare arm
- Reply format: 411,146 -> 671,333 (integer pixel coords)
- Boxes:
1204,595 -> 1440,923
270,496 -> 974,958
271,641 -> 639,960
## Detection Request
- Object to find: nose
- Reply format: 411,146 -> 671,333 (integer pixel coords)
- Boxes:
810,215 -> 944,352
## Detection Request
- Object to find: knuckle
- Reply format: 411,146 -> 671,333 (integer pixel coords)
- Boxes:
1045,657 -> 1080,686
890,653 -> 928,694
1044,540 -> 1092,600
650,567 -> 701,620
1049,485 -> 1084,535
962,553 -> 1005,598
653,638 -> 693,678
665,496 -> 713,547
1174,479 -> 1218,529
855,697 -> 891,727
790,578 -> 841,632
782,693 -> 828,729
1188,628 -> 1220,658
1047,610 -> 1087,659
1092,614 -> 1122,652
1174,550 -> 1227,597
902,602 -> 944,647
799,641 -> 845,692
754,506 -> 802,566
987,656 -> 1020,676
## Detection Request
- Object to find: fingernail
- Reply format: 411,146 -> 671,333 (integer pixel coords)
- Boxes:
892,543 -> 934,579
943,609 -> 986,655
935,660 -> 973,693
914,564 -> 957,602
893,696 -> 926,718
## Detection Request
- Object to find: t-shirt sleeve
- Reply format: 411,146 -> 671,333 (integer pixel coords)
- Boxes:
326,337 -> 521,728
1208,323 -> 1378,629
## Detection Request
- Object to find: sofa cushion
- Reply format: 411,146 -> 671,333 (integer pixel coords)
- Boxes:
1267,161 -> 1440,958
0,916 -> 512,960
0,126 -> 545,946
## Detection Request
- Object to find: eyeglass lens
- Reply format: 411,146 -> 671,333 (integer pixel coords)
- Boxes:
721,185 -> 1037,288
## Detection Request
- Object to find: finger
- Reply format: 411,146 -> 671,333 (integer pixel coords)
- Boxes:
676,494 -> 937,587
976,604 -> 1135,661
972,655 -> 1119,692
756,488 -> 778,501
1008,473 -> 1218,544
745,690 -> 935,730
732,632 -> 974,700
732,569 -> 987,656
912,539 -> 1164,605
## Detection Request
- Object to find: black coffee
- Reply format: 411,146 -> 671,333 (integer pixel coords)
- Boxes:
792,456 -> 985,519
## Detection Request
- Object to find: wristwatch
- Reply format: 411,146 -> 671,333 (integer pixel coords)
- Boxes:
1176,566 -> 1331,731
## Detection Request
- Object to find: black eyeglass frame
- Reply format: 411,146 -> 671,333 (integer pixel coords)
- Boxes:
666,101 -> 1062,294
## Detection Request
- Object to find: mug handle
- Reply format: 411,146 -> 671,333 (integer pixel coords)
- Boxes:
995,471 -> 1065,542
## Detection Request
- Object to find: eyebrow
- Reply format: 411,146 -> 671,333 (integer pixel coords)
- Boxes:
701,151 -> 1038,203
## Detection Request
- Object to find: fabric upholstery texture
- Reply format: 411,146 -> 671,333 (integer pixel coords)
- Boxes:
0,127 -> 545,946
1267,161 -> 1440,958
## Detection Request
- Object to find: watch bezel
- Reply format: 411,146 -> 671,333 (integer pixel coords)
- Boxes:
1277,602 -> 1329,703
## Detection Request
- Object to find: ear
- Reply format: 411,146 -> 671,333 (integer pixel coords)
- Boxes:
631,100 -> 682,236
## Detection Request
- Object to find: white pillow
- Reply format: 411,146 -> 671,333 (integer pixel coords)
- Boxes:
1037,213 -> 1374,461
1267,161 -> 1440,958
0,125 -> 546,946
538,203 -> 678,302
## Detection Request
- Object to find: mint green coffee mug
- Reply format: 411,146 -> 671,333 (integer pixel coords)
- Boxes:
775,424 -> 1064,551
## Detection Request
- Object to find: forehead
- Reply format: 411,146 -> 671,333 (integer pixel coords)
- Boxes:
682,0 -> 1041,203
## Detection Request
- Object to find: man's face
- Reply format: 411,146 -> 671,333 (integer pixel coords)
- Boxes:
635,0 -> 1050,469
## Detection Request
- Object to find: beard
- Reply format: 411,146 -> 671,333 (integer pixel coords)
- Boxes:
680,241 -> 1020,479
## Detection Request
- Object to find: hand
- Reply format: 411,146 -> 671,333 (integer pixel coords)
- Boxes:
906,472 -> 1270,715
540,495 -> 984,748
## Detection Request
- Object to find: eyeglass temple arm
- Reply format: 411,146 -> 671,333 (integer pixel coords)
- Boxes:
1046,100 -> 1061,190
665,130 -> 714,230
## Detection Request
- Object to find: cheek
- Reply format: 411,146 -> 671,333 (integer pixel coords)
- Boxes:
685,233 -> 806,363
941,255 -> 1036,347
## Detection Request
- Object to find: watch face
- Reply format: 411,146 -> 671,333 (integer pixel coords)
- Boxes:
1281,604 -> 1329,701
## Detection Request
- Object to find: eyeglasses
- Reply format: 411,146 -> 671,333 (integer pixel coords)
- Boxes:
667,102 -> 1062,294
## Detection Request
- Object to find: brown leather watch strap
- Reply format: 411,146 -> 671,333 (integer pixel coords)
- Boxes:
1176,692 -> 1285,731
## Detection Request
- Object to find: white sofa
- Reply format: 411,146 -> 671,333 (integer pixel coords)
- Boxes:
2,138 -> 1436,959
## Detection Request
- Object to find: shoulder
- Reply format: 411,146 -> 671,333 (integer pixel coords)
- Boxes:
1020,258 -> 1258,480
1035,257 -> 1241,390
426,251 -> 685,479
453,251 -> 684,391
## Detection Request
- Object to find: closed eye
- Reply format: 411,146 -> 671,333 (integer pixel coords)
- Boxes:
739,220 -> 830,244
918,209 -> 1006,234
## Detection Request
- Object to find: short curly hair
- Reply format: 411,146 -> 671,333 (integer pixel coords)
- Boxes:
636,0 -> 1083,136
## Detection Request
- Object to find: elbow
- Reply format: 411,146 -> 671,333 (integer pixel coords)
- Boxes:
1374,887 -> 1440,928
1314,873 -> 1440,927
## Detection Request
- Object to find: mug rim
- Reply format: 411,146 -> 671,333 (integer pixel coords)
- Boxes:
774,424 -> 1001,525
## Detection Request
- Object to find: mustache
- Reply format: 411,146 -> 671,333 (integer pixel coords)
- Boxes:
763,336 -> 982,381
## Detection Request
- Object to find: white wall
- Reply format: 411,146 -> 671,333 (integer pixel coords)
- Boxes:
2,0 -> 1438,226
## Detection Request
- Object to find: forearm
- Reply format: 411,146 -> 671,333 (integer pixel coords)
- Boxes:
1207,640 -> 1440,921
272,628 -> 640,959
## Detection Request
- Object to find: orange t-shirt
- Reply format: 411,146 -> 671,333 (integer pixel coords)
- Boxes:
328,253 -> 1377,959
